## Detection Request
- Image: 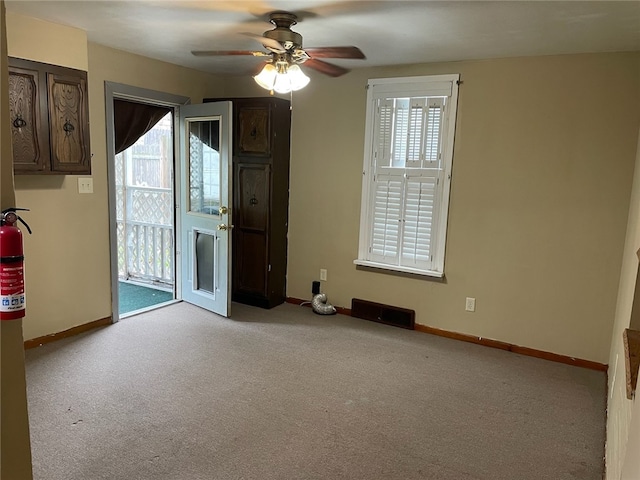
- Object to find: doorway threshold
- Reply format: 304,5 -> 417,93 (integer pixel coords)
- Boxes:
118,281 -> 174,317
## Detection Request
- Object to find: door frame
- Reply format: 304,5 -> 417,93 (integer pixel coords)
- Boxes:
105,82 -> 190,322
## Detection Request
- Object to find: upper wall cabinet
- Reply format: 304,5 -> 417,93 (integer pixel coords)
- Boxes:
8,57 -> 91,175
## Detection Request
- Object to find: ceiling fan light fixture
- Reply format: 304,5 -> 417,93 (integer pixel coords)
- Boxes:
254,63 -> 278,90
254,60 -> 310,94
193,11 -> 365,83
287,64 -> 310,91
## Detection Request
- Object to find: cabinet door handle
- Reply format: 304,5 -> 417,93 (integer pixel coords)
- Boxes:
13,115 -> 27,129
63,120 -> 75,135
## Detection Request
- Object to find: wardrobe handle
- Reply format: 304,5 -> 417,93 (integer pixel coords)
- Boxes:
13,115 -> 27,129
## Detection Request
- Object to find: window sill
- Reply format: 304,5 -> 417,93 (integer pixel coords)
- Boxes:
353,259 -> 444,278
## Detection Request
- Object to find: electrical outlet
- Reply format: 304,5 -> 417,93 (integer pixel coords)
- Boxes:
465,297 -> 476,312
78,177 -> 93,194
320,269 -> 327,281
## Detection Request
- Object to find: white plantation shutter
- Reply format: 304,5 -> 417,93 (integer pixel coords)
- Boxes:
370,173 -> 404,263
375,99 -> 394,168
392,100 -> 409,168
376,98 -> 442,169
368,96 -> 444,271
369,172 -> 439,270
425,99 -> 443,165
402,174 -> 437,268
406,98 -> 426,167
358,74 -> 459,277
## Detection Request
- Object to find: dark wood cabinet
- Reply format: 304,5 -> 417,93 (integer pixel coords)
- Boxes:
205,96 -> 291,308
9,58 -> 91,175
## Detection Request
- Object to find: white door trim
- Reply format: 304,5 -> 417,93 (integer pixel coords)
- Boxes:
104,82 -> 190,322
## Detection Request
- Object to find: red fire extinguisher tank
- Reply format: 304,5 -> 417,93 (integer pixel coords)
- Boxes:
0,209 -> 30,320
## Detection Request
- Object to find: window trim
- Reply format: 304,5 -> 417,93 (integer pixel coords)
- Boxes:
353,259 -> 445,278
355,74 -> 460,278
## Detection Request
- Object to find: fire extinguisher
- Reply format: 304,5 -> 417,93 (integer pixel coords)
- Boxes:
0,208 -> 31,320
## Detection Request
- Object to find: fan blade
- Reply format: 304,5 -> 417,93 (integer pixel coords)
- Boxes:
303,46 -> 365,59
303,58 -> 349,77
191,50 -> 268,57
240,32 -> 285,53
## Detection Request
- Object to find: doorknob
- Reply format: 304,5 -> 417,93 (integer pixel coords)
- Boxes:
217,224 -> 233,231
219,206 -> 229,215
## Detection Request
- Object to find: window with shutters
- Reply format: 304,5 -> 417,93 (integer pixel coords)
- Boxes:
355,74 -> 459,277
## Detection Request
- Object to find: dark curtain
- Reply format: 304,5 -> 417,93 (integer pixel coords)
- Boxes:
189,120 -> 220,153
114,100 -> 172,154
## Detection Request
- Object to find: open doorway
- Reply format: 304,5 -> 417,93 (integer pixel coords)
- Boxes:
115,111 -> 174,316
105,83 -> 190,321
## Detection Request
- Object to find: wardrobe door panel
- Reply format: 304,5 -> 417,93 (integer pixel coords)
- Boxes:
234,230 -> 268,296
235,163 -> 270,230
233,162 -> 271,300
237,106 -> 270,156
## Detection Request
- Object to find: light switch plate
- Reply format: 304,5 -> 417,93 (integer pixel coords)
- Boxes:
78,177 -> 93,194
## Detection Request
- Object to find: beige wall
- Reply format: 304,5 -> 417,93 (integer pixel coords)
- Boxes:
1,4 -> 33,479
607,128 -> 640,479
6,14 -> 225,340
7,12 -> 87,70
226,52 -> 640,364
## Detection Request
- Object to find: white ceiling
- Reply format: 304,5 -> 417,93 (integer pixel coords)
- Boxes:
6,1 -> 640,76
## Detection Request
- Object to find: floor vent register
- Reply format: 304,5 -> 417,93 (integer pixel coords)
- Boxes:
351,298 -> 415,330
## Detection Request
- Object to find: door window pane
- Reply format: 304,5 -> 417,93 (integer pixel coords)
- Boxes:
188,119 -> 220,215
195,231 -> 215,294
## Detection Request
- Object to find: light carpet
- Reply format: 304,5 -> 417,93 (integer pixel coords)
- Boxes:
25,302 -> 606,480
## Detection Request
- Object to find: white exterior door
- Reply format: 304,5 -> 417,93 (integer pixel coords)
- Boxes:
179,102 -> 232,316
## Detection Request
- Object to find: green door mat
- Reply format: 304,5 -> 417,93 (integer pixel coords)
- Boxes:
119,282 -> 173,315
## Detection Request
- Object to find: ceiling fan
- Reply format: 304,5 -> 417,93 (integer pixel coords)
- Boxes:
191,11 -> 366,93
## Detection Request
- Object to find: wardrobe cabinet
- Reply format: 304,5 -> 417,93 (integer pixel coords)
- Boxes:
204,97 -> 291,309
9,57 -> 91,175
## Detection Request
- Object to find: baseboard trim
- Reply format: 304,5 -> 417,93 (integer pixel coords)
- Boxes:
24,316 -> 112,349
286,297 -> 606,372
414,324 -> 608,372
